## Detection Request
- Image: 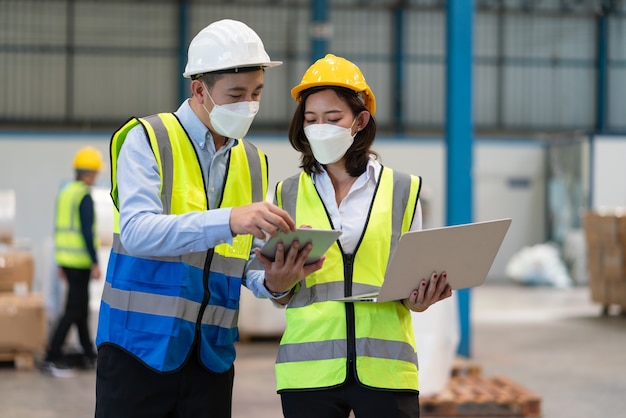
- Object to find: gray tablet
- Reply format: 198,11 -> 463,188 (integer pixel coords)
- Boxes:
260,228 -> 342,265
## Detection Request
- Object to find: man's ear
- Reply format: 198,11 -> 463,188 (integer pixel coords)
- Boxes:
190,79 -> 205,104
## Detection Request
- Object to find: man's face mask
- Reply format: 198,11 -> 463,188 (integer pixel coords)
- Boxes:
202,84 -> 259,139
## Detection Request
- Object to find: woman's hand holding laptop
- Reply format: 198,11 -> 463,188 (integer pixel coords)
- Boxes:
402,271 -> 453,312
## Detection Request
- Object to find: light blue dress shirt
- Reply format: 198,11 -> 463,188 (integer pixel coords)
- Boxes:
115,99 -> 274,298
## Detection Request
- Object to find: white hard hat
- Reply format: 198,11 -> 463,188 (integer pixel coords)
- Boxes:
183,19 -> 282,78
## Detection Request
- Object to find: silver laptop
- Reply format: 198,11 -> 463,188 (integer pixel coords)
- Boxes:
335,218 -> 512,303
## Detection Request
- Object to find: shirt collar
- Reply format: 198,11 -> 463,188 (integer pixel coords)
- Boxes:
366,157 -> 381,183
174,99 -> 235,151
313,155 -> 381,186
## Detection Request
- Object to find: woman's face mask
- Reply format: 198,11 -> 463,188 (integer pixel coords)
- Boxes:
202,84 -> 259,139
303,120 -> 356,165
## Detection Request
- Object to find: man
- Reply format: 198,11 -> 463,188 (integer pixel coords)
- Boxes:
94,19 -> 322,418
42,146 -> 103,378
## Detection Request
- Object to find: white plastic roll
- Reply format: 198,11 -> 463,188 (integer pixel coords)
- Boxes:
91,187 -> 114,247
412,292 -> 460,396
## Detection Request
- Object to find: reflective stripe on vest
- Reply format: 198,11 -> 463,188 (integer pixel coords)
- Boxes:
274,167 -> 421,391
97,113 -> 267,373
54,180 -> 97,269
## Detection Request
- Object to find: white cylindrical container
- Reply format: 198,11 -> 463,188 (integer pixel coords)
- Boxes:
92,187 -> 114,247
0,189 -> 16,245
411,291 -> 460,396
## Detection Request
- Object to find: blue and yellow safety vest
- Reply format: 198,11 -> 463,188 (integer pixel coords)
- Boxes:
274,167 -> 421,392
96,113 -> 268,373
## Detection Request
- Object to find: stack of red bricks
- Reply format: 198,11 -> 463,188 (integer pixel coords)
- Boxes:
584,210 -> 626,314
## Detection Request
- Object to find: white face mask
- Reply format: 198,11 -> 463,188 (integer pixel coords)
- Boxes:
304,121 -> 356,165
202,85 -> 259,139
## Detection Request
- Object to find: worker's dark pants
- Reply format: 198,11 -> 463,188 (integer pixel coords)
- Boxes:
46,267 -> 96,361
281,371 -> 420,418
95,344 -> 234,418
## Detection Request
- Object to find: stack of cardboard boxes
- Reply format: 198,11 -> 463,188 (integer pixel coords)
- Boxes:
584,210 -> 626,313
0,191 -> 48,358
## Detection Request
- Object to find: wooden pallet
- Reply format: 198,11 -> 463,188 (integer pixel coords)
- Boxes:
0,350 -> 36,370
421,375 -> 542,417
451,357 -> 482,377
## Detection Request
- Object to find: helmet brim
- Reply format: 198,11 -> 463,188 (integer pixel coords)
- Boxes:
291,82 -> 376,115
183,60 -> 283,78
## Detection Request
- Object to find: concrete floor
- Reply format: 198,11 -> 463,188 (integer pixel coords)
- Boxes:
0,284 -> 625,418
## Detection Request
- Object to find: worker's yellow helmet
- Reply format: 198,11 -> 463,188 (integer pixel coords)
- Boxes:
291,54 -> 376,115
73,146 -> 103,171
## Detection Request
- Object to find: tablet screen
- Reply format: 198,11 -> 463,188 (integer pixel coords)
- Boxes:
260,228 -> 342,265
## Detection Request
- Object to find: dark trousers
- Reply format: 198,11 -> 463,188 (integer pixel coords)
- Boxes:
281,372 -> 420,418
46,267 -> 95,361
95,344 -> 234,418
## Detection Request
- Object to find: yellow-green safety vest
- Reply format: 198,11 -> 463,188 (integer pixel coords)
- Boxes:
274,166 -> 421,392
54,180 -> 98,269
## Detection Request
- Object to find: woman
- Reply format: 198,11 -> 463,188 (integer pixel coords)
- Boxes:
255,54 -> 453,418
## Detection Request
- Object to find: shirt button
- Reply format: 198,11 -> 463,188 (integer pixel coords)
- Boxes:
210,187 -> 215,193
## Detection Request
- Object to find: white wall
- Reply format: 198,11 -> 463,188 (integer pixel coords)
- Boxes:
475,141 -> 547,282
591,135 -> 626,210
0,133 -> 546,287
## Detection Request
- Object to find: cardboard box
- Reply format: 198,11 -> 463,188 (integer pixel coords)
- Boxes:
0,250 -> 34,292
619,216 -> 626,247
584,212 -> 619,245
608,280 -> 626,306
590,277 -> 607,305
602,244 -> 624,281
586,244 -> 626,282
0,293 -> 47,351
586,246 -> 602,282
0,228 -> 12,245
611,281 -> 626,310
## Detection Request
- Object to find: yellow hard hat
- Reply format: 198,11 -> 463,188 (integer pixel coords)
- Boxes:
73,146 -> 103,171
291,54 -> 376,115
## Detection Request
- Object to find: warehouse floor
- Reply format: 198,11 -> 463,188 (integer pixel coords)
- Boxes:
0,283 -> 625,418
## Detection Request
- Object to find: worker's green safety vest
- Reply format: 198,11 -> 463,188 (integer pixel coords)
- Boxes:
54,180 -> 97,269
274,167 -> 422,392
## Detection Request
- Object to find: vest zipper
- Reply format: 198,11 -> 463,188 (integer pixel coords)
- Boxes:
196,248 -> 214,336
343,254 -> 358,379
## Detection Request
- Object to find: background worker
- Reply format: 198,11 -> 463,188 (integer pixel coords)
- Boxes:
42,146 -> 103,377
253,54 -> 453,418
94,19 -> 321,418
